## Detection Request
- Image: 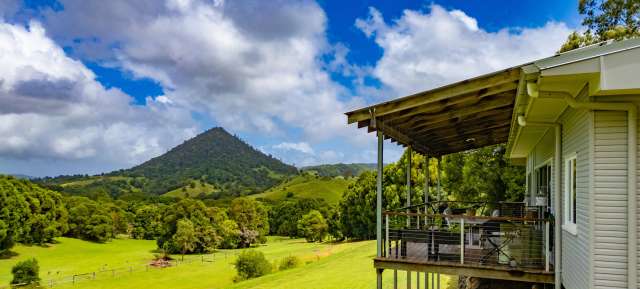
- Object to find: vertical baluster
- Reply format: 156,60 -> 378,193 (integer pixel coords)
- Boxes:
386,214 -> 389,258
545,220 -> 550,272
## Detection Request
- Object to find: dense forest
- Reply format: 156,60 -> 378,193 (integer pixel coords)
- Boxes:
37,128 -> 298,199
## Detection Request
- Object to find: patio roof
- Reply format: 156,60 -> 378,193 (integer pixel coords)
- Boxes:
345,67 -> 523,156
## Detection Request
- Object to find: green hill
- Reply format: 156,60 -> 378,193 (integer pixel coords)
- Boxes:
38,127 -> 298,198
300,163 -> 375,178
250,174 -> 353,205
163,180 -> 218,198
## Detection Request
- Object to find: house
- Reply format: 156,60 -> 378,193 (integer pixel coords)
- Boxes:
345,38 -> 640,289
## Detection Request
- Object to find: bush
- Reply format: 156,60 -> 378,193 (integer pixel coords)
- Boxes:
11,258 -> 40,286
278,256 -> 300,271
234,250 -> 272,281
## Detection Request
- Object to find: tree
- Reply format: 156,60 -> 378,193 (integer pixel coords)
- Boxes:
233,250 -> 272,281
560,0 -> 640,52
11,258 -> 40,286
65,197 -> 114,242
173,219 -> 197,260
228,198 -> 269,247
156,199 -> 224,253
297,210 -> 328,242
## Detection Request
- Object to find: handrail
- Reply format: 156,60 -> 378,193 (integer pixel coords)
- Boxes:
383,211 -> 550,222
395,201 -> 525,211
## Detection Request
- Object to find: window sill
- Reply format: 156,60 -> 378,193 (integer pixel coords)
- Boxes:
562,223 -> 577,236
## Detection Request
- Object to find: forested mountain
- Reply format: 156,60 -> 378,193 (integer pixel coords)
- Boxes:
38,127 -> 297,198
300,163 -> 375,178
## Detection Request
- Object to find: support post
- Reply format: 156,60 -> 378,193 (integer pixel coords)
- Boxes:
407,146 -> 412,227
553,125 -> 562,289
407,270 -> 412,289
417,272 -> 420,289
460,217 -> 465,264
394,270 -> 398,289
377,132 -> 383,289
377,131 -> 383,258
437,157 -> 442,202
424,155 -> 429,226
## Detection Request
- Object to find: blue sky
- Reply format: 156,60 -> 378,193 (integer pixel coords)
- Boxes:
0,0 -> 580,176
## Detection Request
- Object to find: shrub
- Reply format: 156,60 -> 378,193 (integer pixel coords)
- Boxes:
234,250 -> 272,281
278,255 -> 300,271
11,258 -> 40,286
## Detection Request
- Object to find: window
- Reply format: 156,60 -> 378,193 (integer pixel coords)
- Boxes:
564,155 -> 577,234
535,163 -> 552,208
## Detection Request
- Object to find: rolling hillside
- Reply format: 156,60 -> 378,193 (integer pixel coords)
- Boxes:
250,174 -> 353,205
300,163 -> 375,178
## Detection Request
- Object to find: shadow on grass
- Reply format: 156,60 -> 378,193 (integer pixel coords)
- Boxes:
0,250 -> 18,259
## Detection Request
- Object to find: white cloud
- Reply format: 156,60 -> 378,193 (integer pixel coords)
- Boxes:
273,142 -> 315,155
0,21 -> 197,175
356,5 -> 572,96
39,0 -> 361,144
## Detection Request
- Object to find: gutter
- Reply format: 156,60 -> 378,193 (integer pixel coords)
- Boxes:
517,116 -> 562,289
563,94 -> 638,289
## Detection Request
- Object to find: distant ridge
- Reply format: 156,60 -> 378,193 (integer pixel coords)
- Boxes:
300,163 -> 376,178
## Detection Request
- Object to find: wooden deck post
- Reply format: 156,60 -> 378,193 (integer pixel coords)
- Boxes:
436,156 -> 441,202
407,146 -> 412,228
406,148 -> 412,289
424,154 -> 429,227
377,131 -> 383,258
377,131 -> 384,289
394,270 -> 398,289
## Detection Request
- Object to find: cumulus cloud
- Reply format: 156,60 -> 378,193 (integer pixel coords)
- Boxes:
38,0 -> 363,144
0,21 -> 197,175
273,142 -> 315,155
356,5 -> 572,96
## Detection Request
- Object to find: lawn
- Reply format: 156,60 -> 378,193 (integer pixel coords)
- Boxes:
0,237 -> 451,289
250,175 -> 353,205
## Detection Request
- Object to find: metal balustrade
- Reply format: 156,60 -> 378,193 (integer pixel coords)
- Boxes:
381,203 -> 552,273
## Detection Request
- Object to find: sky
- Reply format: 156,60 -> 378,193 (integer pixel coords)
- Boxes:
0,0 -> 580,177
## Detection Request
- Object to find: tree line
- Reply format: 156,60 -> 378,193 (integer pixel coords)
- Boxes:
0,175 -> 271,256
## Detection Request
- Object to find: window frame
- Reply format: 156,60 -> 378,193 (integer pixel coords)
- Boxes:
563,154 -> 578,235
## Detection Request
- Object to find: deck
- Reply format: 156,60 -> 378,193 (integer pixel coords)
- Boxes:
377,203 -> 555,284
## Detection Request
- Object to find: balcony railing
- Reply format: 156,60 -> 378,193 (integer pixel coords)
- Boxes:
381,202 -> 552,273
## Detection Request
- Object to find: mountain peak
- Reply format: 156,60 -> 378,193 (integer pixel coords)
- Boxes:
119,127 -> 297,195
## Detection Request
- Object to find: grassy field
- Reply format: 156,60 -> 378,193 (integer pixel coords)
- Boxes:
163,181 -> 218,198
0,237 -> 451,289
250,175 -> 353,205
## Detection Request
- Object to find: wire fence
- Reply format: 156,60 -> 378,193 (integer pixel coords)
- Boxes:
0,251 -> 240,289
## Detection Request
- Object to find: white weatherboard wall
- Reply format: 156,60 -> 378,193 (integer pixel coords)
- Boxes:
593,110 -> 628,289
593,95 -> 640,288
558,106 -> 591,289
